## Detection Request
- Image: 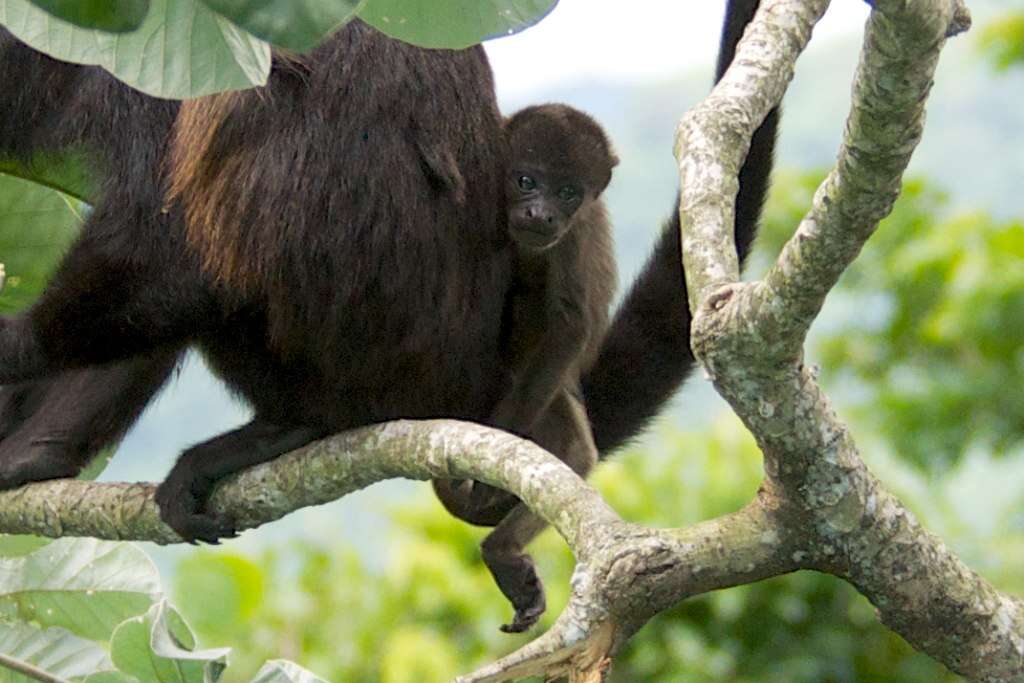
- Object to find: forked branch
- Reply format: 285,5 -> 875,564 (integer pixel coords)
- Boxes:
675,0 -> 1023,680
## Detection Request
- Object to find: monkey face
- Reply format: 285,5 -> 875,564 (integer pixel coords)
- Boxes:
503,104 -> 617,252
507,169 -> 585,251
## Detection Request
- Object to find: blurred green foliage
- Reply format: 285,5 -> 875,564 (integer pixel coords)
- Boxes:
979,12 -> 1024,71
758,172 -> 1024,470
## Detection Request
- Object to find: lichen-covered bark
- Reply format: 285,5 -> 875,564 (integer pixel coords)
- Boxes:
674,0 -> 829,312
758,0 -> 954,341
677,0 -> 1024,680
0,420 -> 619,553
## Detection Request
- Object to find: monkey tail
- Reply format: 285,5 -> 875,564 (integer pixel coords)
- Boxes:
582,0 -> 778,457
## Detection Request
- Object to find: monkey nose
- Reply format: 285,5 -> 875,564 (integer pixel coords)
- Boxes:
523,207 -> 555,224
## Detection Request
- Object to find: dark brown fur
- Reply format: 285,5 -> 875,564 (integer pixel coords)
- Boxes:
166,91 -> 252,287
434,104 -> 618,631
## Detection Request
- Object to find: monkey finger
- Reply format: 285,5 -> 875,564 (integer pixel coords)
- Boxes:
155,481 -> 238,544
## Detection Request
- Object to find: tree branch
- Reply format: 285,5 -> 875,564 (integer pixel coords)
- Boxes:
0,652 -> 71,683
758,0 -> 958,344
674,0 -> 829,313
673,0 -> 1023,679
0,420 -> 619,553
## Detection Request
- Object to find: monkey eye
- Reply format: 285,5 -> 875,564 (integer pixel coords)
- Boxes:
517,175 -> 537,192
557,185 -> 579,202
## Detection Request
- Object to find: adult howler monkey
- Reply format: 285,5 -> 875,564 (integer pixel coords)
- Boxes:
0,23 -> 510,545
0,0 -> 777,619
434,103 -> 619,631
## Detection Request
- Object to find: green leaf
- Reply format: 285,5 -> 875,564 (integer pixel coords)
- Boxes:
27,0 -> 149,32
173,553 -> 263,636
358,0 -> 558,48
0,151 -> 99,204
200,0 -> 363,51
0,622 -> 115,680
83,672 -> 137,683
251,660 -> 329,683
0,174 -> 84,315
0,536 -> 51,561
109,601 -> 229,683
0,539 -> 160,641
0,0 -> 271,98
78,450 -> 117,483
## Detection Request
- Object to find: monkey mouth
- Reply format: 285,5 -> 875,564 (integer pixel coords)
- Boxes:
511,227 -> 558,250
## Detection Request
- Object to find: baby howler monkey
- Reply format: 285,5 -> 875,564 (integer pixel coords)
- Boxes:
434,104 -> 618,632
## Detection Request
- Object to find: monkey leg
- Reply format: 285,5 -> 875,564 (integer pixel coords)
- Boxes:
482,505 -> 549,633
0,208 -> 211,385
0,351 -> 181,490
0,381 -> 46,442
154,419 -> 325,544
434,385 -> 601,527
481,388 -> 598,632
433,478 -> 516,527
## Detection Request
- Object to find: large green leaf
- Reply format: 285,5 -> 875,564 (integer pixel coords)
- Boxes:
0,536 -> 50,561
0,539 -> 160,641
0,622 -> 115,681
27,0 -> 149,32
83,672 -> 136,683
201,0 -> 363,51
0,0 -> 271,98
0,151 -> 98,205
0,174 -> 84,315
358,0 -> 558,48
109,601 -> 228,683
251,660 -> 329,683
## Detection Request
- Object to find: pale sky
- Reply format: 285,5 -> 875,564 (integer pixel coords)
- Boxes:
485,1 -> 871,97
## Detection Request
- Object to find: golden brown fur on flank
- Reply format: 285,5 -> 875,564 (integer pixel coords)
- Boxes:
167,91 -> 251,287
167,51 -> 311,290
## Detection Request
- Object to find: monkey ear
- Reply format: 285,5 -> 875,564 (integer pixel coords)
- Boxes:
610,153 -> 620,168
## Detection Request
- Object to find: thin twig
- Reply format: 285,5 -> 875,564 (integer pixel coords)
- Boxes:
0,654 -> 72,683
